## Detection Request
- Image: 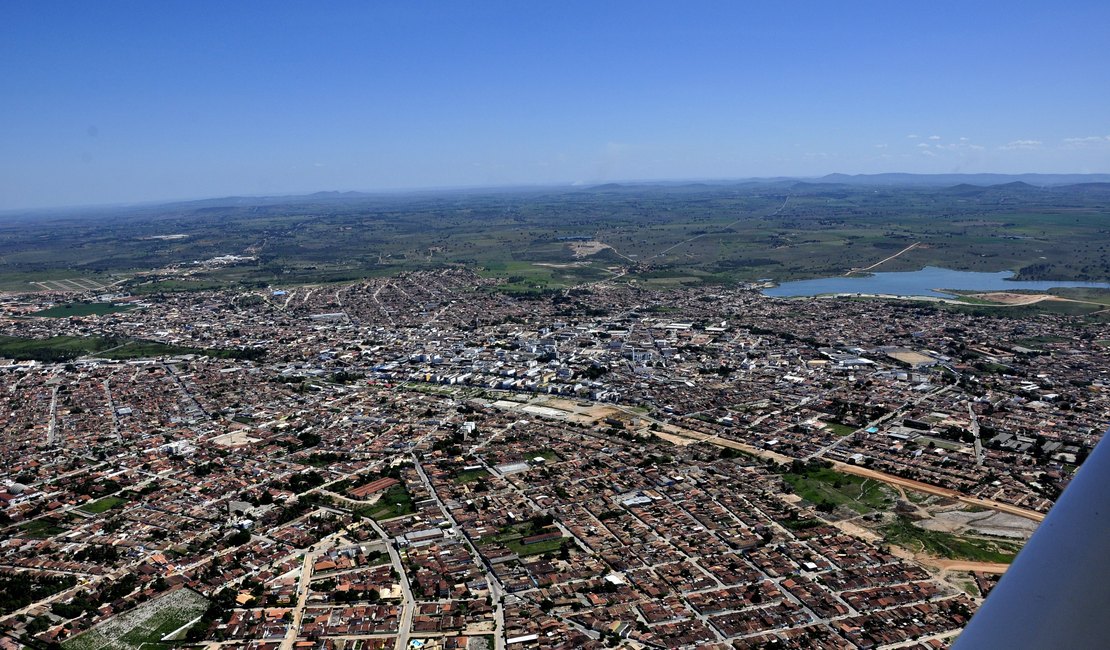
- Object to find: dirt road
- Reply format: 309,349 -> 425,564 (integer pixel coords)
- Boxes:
830,461 -> 1045,523
644,422 -> 1046,523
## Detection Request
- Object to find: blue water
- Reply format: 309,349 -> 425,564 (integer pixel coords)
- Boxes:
763,266 -> 1110,298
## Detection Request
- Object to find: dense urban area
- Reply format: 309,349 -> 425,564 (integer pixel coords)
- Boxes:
5,0 -> 1110,645
1,262 -> 1106,650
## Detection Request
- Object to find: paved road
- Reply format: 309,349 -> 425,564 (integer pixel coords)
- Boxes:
412,458 -> 507,650
45,384 -> 59,445
805,385 -> 952,461
362,518 -> 416,650
968,402 -> 983,467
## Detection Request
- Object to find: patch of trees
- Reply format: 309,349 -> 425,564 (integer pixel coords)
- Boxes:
578,364 -> 609,380
0,573 -> 76,613
286,470 -> 326,493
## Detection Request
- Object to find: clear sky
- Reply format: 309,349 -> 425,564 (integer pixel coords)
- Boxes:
2,1 -> 1109,210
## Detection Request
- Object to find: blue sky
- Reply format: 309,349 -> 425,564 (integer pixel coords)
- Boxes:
2,1 -> 1109,209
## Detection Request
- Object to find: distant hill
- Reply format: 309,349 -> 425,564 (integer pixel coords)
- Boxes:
992,181 -> 1041,191
947,183 -> 987,195
1048,182 -> 1110,196
820,173 -> 1110,187
9,174 -> 1110,218
307,190 -> 371,198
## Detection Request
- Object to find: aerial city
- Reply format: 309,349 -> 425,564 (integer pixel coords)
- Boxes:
2,3 -> 1108,650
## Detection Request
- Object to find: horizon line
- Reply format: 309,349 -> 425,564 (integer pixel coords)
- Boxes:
4,170 -> 1110,215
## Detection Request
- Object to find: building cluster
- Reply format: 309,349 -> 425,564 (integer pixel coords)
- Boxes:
0,268 -> 1106,648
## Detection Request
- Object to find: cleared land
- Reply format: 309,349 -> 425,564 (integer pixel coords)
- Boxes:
882,515 -> 1022,564
62,587 -> 208,650
917,509 -> 1038,540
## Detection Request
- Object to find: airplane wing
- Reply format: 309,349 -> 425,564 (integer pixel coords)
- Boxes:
954,427 -> 1110,648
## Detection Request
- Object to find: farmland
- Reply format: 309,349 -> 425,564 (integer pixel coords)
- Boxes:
1,180 -> 1108,294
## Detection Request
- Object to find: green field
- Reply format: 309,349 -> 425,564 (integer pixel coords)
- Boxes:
882,515 -> 1022,564
1047,287 -> 1110,305
19,519 -> 66,539
528,448 -> 561,463
824,422 -> 856,437
80,496 -> 127,514
97,341 -> 198,360
918,436 -> 963,451
454,468 -> 491,484
506,535 -> 567,557
940,299 -> 1108,319
0,335 -> 109,362
128,279 -> 228,294
0,334 -> 262,363
357,484 -> 415,521
780,463 -> 893,514
63,588 -> 209,650
31,302 -> 136,318
479,522 -> 567,557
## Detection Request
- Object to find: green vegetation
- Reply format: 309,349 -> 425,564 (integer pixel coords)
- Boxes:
940,299 -> 1106,319
98,341 -> 199,359
356,484 -> 414,521
1012,334 -> 1068,347
80,495 -> 127,514
1047,287 -> 1110,305
529,448 -> 561,463
781,518 -> 824,531
718,446 -> 760,462
19,519 -> 66,538
31,302 -> 136,318
3,183 -> 1109,293
475,515 -> 570,557
824,422 -> 856,437
779,460 -> 893,514
506,535 -> 567,557
0,572 -> 76,614
882,515 -> 1022,563
63,588 -> 209,650
454,468 -> 490,484
128,279 -> 227,294
905,490 -> 934,505
956,578 -> 980,597
0,334 -> 264,363
0,335 -> 111,363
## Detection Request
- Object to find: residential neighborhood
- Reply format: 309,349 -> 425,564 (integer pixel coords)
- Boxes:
0,269 -> 1106,649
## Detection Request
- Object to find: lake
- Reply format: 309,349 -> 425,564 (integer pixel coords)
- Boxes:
763,267 -> 1110,298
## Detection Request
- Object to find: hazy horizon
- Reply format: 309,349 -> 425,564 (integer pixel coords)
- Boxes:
7,170 -> 1110,216
3,1 -> 1109,210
